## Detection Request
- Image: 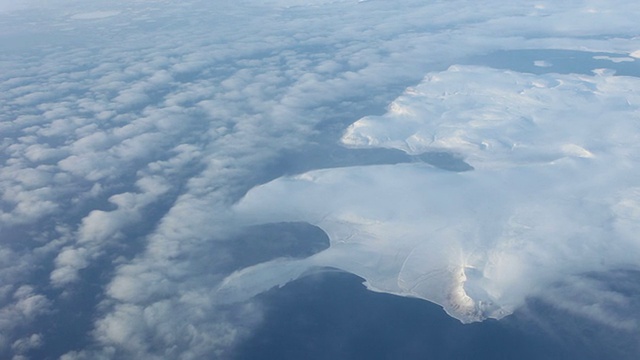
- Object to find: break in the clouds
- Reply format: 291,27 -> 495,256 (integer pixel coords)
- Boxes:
1,0 -> 640,359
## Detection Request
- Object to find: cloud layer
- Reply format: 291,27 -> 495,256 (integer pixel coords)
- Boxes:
2,0 -> 640,358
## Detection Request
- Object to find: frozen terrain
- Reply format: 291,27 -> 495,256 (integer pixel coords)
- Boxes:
223,65 -> 640,323
1,0 -> 640,358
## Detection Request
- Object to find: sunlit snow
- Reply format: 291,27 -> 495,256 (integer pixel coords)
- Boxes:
224,66 -> 640,323
2,0 -> 640,358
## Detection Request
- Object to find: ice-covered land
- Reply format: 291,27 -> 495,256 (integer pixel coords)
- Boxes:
223,66 -> 640,323
4,0 -> 640,358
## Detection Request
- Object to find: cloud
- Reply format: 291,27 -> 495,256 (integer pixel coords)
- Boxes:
540,274 -> 639,331
1,0 -> 640,358
0,284 -> 51,357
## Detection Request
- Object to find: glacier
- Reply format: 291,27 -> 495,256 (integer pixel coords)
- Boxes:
220,65 -> 640,323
